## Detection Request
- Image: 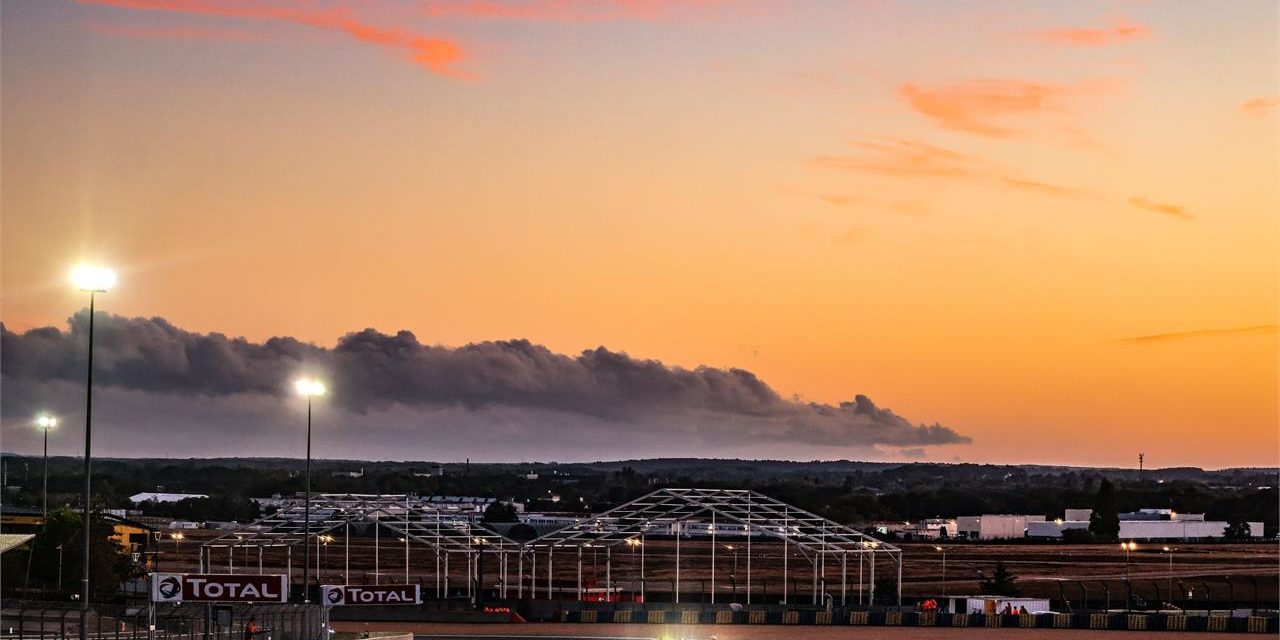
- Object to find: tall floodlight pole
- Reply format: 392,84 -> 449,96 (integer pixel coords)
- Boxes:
296,378 -> 327,603
36,415 -> 58,517
72,263 -> 115,640
935,546 -> 947,597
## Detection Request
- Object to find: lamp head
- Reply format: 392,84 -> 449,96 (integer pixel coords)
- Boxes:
36,414 -> 57,429
71,264 -> 117,292
295,378 -> 327,397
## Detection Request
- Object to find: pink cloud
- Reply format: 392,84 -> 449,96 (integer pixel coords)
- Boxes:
812,138 -> 1092,202
421,0 -> 733,23
76,1 -> 466,77
898,79 -> 1074,138
1026,17 -> 1151,46
1241,97 -> 1278,117
1129,197 -> 1192,220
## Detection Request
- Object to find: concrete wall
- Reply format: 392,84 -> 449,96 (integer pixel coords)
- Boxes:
1120,520 -> 1264,540
1027,520 -> 1088,538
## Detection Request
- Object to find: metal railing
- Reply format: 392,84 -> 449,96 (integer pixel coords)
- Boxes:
0,602 -> 322,640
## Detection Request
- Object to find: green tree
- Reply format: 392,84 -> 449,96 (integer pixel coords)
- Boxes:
873,572 -> 898,603
978,561 -> 1019,597
1088,478 -> 1120,541
3,508 -> 130,597
482,501 -> 519,524
1223,519 -> 1252,540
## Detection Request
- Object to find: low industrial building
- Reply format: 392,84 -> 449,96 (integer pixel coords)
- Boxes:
956,514 -> 1045,540
1027,508 -> 1265,540
129,491 -> 209,504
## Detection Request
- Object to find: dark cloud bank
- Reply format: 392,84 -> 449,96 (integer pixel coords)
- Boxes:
0,312 -> 969,460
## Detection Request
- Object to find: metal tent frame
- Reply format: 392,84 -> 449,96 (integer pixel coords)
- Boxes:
524,488 -> 901,606
201,494 -> 519,599
200,489 -> 900,606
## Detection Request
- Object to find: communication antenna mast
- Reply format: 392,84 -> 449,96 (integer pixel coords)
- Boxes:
1138,452 -> 1144,475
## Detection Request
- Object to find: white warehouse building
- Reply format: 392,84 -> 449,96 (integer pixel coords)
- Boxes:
1027,508 -> 1264,541
956,514 -> 1045,540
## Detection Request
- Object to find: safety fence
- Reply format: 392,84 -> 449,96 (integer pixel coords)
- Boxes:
0,602 -> 323,640
558,607 -> 1278,633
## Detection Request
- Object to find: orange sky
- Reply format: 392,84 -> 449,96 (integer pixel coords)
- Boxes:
2,1 -> 1277,467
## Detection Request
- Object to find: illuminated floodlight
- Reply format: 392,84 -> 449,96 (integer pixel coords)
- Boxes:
295,378 -> 327,397
36,415 -> 58,430
71,264 -> 117,292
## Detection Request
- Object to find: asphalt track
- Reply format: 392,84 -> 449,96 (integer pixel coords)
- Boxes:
336,621 -> 1246,639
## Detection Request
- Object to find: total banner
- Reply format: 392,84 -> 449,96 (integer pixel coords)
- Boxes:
151,573 -> 288,603
320,584 -> 421,607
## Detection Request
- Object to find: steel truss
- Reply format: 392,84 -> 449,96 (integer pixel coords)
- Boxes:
200,489 -> 900,606
201,494 -> 518,599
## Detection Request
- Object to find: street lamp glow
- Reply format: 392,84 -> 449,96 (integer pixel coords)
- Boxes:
295,378 -> 327,397
70,264 -> 116,292
37,415 -> 58,429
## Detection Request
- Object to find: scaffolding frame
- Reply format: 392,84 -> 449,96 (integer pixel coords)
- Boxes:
525,488 -> 901,606
201,493 -> 518,598
200,489 -> 901,606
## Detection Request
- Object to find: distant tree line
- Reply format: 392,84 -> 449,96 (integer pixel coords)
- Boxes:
3,456 -> 1275,537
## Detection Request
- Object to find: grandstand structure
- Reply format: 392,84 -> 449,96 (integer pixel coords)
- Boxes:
200,489 -> 902,605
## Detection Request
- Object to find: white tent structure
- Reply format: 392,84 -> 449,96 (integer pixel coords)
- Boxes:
201,489 -> 901,605
523,488 -> 901,605
202,493 -> 519,599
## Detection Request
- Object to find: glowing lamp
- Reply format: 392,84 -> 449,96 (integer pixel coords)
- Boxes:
71,264 -> 116,292
295,378 -> 327,397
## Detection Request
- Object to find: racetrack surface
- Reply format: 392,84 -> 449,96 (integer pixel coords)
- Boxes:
330,621 -> 1244,639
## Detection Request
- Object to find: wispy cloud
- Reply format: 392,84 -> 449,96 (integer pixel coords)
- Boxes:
1241,97 -> 1278,117
813,138 -> 1088,198
1117,325 -> 1278,345
75,0 -> 466,77
421,0 -> 733,23
1025,18 -> 1150,46
1129,197 -> 1193,220
812,138 -> 1192,219
898,79 -> 1117,141
899,79 -> 1072,138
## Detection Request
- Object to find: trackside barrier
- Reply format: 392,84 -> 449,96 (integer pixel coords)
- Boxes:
556,605 -> 1278,634
0,601 -> 322,640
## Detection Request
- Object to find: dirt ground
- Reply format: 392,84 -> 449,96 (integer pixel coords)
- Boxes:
171,531 -> 1278,606
331,621 -> 1245,640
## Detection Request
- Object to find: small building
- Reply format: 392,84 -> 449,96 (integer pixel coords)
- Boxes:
129,492 -> 209,504
956,515 -> 1045,540
1027,507 -> 1264,540
1064,508 -> 1093,522
103,513 -> 157,555
942,595 -> 1052,615
0,505 -> 46,533
906,518 -> 957,540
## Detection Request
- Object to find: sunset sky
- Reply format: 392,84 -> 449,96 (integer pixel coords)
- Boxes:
2,0 -> 1276,467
